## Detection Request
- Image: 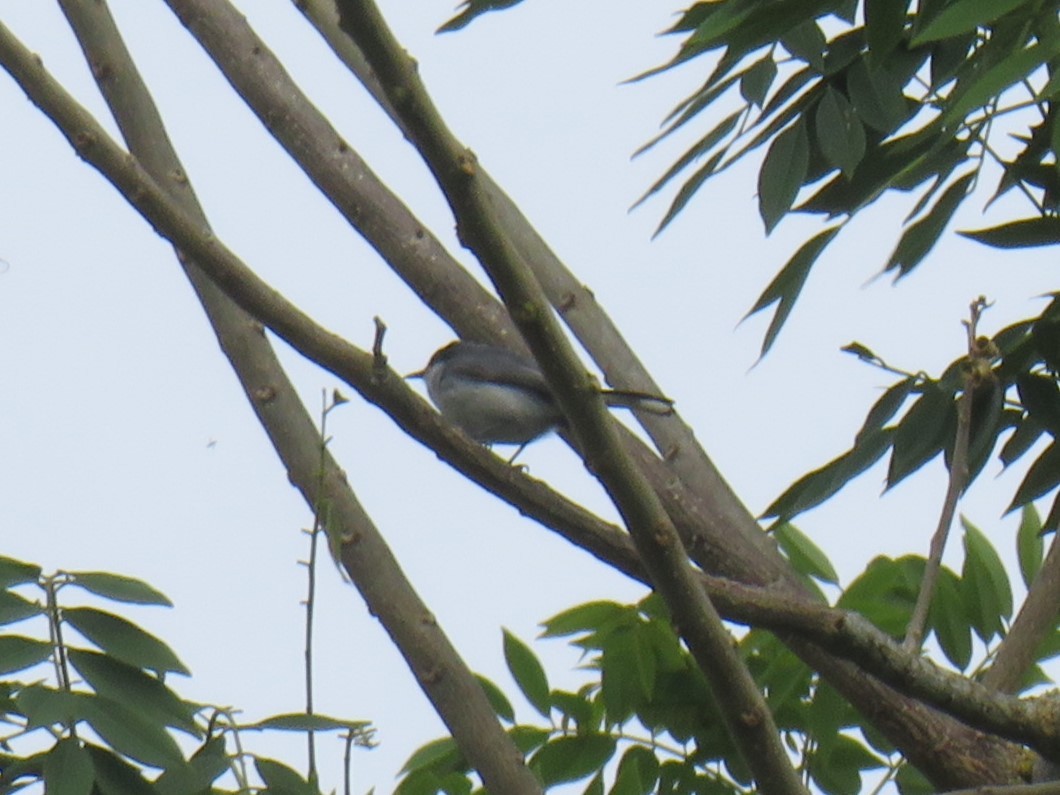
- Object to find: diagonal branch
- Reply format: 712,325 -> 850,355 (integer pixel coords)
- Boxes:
983,532 -> 1060,694
305,0 -> 781,580
36,6 -> 540,792
331,2 -> 808,793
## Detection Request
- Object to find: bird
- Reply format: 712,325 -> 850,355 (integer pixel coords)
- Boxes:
408,340 -> 673,460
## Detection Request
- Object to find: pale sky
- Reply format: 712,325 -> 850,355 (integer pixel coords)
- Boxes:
1,2 -> 1057,793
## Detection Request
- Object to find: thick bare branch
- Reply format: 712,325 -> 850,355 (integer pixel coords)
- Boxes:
291,0 -> 776,571
984,533 -> 1060,694
332,2 -> 809,792
24,8 -> 539,792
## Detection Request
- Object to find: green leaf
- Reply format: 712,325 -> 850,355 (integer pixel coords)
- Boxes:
929,567 -> 972,669
857,378 -> 917,442
773,523 -> 839,584
959,217 -> 1060,248
542,601 -> 627,637
1000,415 -> 1044,468
654,150 -> 726,233
809,733 -> 884,795
0,635 -> 52,675
961,517 -> 1013,643
885,171 -> 975,276
865,0 -> 910,58
635,110 -> 742,211
894,760 -> 933,795
254,757 -> 320,795
762,427 -> 894,523
911,0 -> 1035,45
66,572 -> 172,607
1016,373 -> 1060,435
815,87 -> 866,178
609,746 -> 659,795
155,736 -> 228,795
799,129 -> 966,217
502,629 -> 550,718
887,384 -> 956,487
80,694 -> 185,769
0,555 -> 42,589
838,556 -> 921,637
780,20 -> 826,72
930,32 -> 977,88
747,225 -> 841,356
508,724 -> 551,755
66,649 -> 198,735
740,56 -> 777,107
400,736 -> 462,776
84,744 -> 158,795
530,734 -> 616,787
16,684 -> 84,729
472,674 -> 515,723
600,627 -> 655,722
245,711 -> 372,733
758,120 -> 809,233
0,589 -> 44,626
1017,504 -> 1044,588
940,42 -> 1050,129
436,0 -> 524,33
61,608 -> 189,675
551,689 -> 598,731
44,738 -> 94,795
846,57 -> 911,133
1008,442 -> 1060,511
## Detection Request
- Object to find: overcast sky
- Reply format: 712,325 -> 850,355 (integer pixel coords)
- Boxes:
1,2 -> 1057,793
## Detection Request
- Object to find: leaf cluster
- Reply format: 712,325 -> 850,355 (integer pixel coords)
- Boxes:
399,596 -> 883,795
398,505 -> 1060,794
0,555 -> 372,795
765,298 -> 1060,535
637,0 -> 1060,355
444,0 -> 1060,357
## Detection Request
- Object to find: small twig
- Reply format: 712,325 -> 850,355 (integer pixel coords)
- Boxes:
342,730 -> 355,795
43,574 -> 81,742
371,316 -> 388,383
43,576 -> 72,695
303,389 -> 344,782
904,297 -> 992,652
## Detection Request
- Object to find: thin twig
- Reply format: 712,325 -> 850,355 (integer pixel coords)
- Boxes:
904,297 -> 991,652
303,389 -> 338,783
371,316 -> 388,383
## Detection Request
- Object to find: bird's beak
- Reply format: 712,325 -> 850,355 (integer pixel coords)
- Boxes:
405,368 -> 425,379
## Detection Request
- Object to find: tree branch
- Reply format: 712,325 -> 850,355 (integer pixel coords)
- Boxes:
291,0 -> 777,573
331,2 -> 814,793
30,8 -> 540,792
983,532 -> 1060,694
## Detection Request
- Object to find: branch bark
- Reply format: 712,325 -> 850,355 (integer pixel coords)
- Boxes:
328,3 -> 803,794
38,6 -> 540,793
984,533 -> 1060,694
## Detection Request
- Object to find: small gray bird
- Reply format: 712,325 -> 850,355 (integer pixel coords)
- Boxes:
408,340 -> 673,459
